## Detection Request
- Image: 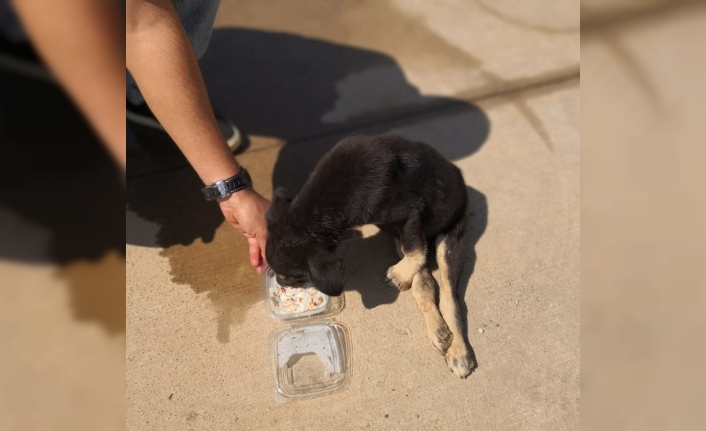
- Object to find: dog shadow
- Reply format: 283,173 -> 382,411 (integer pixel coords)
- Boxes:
453,186 -> 488,370
336,227 -> 401,309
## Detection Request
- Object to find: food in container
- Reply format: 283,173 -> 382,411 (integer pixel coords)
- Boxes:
270,284 -> 327,314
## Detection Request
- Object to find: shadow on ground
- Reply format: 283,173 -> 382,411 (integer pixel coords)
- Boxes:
126,28 -> 490,345
455,186 -> 488,369
0,70 -> 126,334
338,184 -> 487,315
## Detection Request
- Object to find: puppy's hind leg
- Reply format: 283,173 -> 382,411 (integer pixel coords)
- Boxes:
411,269 -> 452,354
385,212 -> 426,291
436,232 -> 475,378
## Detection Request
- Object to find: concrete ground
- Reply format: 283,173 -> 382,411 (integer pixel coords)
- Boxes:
582,1 -> 706,430
6,0 -> 706,429
126,1 -> 579,430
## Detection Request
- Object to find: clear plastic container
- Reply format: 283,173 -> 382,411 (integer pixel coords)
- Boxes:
261,267 -> 345,321
271,320 -> 351,403
260,268 -> 350,404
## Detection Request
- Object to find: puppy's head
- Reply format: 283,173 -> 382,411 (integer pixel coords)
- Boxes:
265,187 -> 345,296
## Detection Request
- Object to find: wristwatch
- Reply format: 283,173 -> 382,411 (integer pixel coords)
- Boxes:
201,167 -> 253,201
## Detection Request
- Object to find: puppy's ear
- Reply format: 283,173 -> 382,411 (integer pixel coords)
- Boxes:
273,187 -> 292,203
308,251 -> 345,297
266,187 -> 292,223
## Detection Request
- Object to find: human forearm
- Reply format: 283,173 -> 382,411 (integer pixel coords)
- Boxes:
125,0 -> 238,184
126,0 -> 269,273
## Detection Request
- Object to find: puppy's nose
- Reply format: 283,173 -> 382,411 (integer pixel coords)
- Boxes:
276,274 -> 307,287
276,274 -> 297,286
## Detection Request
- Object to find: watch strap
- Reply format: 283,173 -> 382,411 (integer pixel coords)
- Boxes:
202,167 -> 252,201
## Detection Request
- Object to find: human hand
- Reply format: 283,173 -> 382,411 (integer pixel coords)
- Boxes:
218,188 -> 270,274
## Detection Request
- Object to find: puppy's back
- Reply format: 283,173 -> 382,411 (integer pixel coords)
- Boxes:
291,135 -> 465,228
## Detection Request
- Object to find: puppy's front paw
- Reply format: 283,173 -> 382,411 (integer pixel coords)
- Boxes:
384,263 -> 414,291
429,321 -> 453,354
445,341 -> 475,378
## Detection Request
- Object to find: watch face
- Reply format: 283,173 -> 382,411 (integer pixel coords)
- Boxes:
216,180 -> 228,196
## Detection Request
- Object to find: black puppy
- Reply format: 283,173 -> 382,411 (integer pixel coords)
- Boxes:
265,134 -> 474,377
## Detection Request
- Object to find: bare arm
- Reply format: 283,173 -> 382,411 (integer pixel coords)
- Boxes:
125,0 -> 238,183
125,0 -> 269,272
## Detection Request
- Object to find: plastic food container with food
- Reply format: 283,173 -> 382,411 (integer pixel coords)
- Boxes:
261,267 -> 345,321
260,267 -> 350,404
